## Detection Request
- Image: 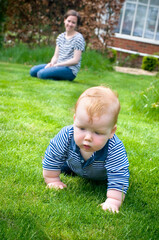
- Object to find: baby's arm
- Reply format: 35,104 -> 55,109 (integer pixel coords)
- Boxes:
43,169 -> 67,189
101,189 -> 125,213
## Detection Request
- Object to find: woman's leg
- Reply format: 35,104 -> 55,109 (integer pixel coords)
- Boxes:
30,64 -> 47,77
37,66 -> 76,81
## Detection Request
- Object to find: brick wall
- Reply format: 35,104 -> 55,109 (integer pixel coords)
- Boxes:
116,52 -> 143,68
112,37 -> 159,55
110,37 -> 159,68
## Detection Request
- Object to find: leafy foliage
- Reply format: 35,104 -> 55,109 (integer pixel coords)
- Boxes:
4,0 -> 124,50
142,56 -> 159,72
0,0 -> 8,47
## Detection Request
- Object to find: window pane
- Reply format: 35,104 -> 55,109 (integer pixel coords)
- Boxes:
115,8 -> 123,33
139,0 -> 148,3
144,7 -> 158,39
122,3 -> 136,35
126,0 -> 137,2
156,19 -> 159,40
133,5 -> 147,37
150,0 -> 159,6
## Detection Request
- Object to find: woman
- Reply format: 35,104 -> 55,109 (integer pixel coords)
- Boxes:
30,10 -> 85,81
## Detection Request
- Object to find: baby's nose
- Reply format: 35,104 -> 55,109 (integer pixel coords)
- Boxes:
84,132 -> 92,141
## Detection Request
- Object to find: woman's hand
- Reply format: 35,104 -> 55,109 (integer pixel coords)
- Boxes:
45,62 -> 54,68
45,45 -> 59,69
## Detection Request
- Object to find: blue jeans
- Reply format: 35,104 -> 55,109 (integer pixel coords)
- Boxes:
61,161 -> 76,176
30,64 -> 76,81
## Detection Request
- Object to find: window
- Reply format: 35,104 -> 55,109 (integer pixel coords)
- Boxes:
115,0 -> 159,43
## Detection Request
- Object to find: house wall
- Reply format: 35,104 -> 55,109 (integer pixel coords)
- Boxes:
112,37 -> 159,55
111,37 -> 159,68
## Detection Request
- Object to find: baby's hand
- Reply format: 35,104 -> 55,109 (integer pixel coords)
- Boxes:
47,181 -> 67,190
100,198 -> 120,213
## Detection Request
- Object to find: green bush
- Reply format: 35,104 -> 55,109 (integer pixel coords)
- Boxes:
141,56 -> 159,71
132,79 -> 159,120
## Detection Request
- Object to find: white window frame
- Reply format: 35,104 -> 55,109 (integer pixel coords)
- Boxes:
115,0 -> 159,45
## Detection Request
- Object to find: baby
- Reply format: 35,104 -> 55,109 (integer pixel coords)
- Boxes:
43,86 -> 129,213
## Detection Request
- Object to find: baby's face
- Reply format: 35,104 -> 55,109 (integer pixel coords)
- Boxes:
73,101 -> 116,154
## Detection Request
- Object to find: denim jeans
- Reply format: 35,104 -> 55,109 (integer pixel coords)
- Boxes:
30,64 -> 76,81
61,161 -> 76,176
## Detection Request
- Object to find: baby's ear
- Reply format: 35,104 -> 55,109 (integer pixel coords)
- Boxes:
73,114 -> 76,121
109,125 -> 117,139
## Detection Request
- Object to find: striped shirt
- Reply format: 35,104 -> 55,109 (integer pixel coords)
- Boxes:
43,125 -> 129,194
56,32 -> 85,76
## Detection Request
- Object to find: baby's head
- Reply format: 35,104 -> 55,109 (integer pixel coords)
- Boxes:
75,86 -> 120,128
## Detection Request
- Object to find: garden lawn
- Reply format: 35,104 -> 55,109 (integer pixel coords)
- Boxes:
0,62 -> 158,240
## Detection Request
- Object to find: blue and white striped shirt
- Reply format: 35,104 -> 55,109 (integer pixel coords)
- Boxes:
56,32 -> 85,76
43,125 -> 129,194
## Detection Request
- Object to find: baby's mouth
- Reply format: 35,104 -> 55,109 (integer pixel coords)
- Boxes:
83,144 -> 91,150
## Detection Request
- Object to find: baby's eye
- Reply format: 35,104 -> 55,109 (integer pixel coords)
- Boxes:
95,132 -> 105,135
80,127 -> 85,131
95,132 -> 101,135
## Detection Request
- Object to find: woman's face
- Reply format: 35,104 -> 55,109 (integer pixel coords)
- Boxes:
64,15 -> 78,33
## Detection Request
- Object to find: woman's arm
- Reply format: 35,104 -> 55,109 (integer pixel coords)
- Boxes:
45,45 -> 59,68
54,49 -> 82,67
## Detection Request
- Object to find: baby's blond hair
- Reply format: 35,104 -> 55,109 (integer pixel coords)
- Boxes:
75,86 -> 120,126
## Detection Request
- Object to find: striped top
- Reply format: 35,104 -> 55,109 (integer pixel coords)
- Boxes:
56,32 -> 85,76
43,125 -> 129,194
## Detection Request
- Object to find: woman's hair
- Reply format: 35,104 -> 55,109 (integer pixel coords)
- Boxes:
75,86 -> 121,126
64,9 -> 81,25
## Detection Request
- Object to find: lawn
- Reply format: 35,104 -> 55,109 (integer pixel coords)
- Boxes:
0,61 -> 158,240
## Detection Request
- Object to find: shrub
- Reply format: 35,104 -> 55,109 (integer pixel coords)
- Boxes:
141,56 -> 159,71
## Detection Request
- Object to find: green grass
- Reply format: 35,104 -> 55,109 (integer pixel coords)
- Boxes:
0,44 -> 114,71
0,44 -> 53,65
132,79 -> 159,120
0,61 -> 159,240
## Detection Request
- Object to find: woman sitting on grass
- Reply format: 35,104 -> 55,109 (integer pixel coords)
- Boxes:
30,9 -> 85,81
